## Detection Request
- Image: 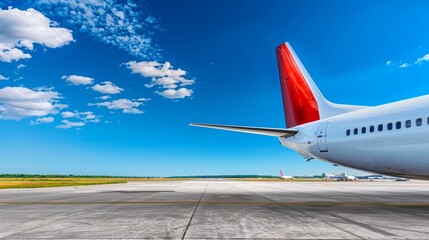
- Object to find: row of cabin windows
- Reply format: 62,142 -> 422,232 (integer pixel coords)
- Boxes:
346,117 -> 426,136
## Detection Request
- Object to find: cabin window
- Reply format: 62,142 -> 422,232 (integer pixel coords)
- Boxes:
427,117 -> 429,125
353,128 -> 358,135
346,129 -> 350,136
378,124 -> 383,131
416,118 -> 422,126
370,126 -> 375,132
361,127 -> 366,134
396,121 -> 401,129
387,123 -> 393,130
406,120 -> 411,128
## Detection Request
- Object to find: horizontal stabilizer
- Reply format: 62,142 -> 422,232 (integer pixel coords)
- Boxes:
190,123 -> 298,137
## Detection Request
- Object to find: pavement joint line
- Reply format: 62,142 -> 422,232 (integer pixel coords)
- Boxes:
181,183 -> 208,240
0,201 -> 429,206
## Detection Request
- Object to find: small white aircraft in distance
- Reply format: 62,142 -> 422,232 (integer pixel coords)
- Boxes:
280,169 -> 294,180
344,170 -> 357,181
346,175 -> 357,181
324,170 -> 356,181
191,42 -> 429,180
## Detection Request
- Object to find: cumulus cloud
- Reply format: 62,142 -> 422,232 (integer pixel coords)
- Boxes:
157,88 -> 193,99
56,119 -> 85,129
0,74 -> 8,80
390,52 -> 429,68
0,86 -> 66,120
399,63 -> 410,68
89,98 -> 144,114
14,63 -> 26,75
0,44 -> 31,62
36,0 -> 160,58
0,7 -> 73,62
31,116 -> 54,125
99,95 -> 111,100
61,111 -> 75,118
61,75 -> 94,85
415,53 -> 429,65
92,81 -> 123,94
80,111 -> 99,121
126,61 -> 186,78
60,110 -> 101,123
125,61 -> 195,99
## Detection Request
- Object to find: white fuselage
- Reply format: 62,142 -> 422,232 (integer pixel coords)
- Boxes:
280,95 -> 429,179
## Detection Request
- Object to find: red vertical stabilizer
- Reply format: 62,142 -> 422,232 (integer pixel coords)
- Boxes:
276,43 -> 320,128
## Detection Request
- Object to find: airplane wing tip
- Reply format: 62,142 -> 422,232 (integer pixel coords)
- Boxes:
189,122 -> 298,137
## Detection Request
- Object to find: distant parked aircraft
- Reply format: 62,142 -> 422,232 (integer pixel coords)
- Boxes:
280,169 -> 294,180
324,170 -> 356,181
344,170 -> 357,181
191,42 -> 429,180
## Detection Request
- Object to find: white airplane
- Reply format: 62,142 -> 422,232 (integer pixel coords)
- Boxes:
344,169 -> 357,181
280,169 -> 294,180
324,170 -> 356,181
191,42 -> 429,180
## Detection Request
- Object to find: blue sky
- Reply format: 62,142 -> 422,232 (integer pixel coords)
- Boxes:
1,0 -> 429,176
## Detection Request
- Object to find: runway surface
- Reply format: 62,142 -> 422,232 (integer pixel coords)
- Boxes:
0,179 -> 429,239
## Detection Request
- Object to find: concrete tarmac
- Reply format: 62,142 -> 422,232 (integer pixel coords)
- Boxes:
0,179 -> 429,239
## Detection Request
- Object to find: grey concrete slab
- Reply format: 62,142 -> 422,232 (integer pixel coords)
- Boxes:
0,180 -> 428,239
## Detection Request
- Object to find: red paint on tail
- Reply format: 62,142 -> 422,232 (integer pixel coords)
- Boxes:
276,43 -> 320,128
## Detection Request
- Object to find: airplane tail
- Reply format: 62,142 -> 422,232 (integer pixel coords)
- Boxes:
276,43 -> 366,128
280,169 -> 283,178
191,42 -> 367,136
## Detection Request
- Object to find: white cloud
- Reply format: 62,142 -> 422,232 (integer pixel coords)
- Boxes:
399,63 -> 410,68
61,111 -> 75,118
0,7 -> 73,62
0,44 -> 31,62
157,88 -> 193,99
60,110 -> 101,124
89,98 -> 143,114
136,98 -> 151,102
56,119 -> 85,129
13,63 -> 26,75
36,0 -> 159,58
99,95 -> 111,100
81,111 -> 97,120
88,118 -> 100,123
415,53 -> 429,64
126,61 -> 186,78
92,81 -> 123,94
386,60 -> 392,66
31,116 -> 54,125
125,61 -> 195,99
0,86 -> 66,120
61,75 -> 94,85
0,74 -> 8,80
17,64 -> 26,69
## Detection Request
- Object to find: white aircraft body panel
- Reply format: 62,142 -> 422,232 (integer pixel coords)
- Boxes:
280,95 -> 429,179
